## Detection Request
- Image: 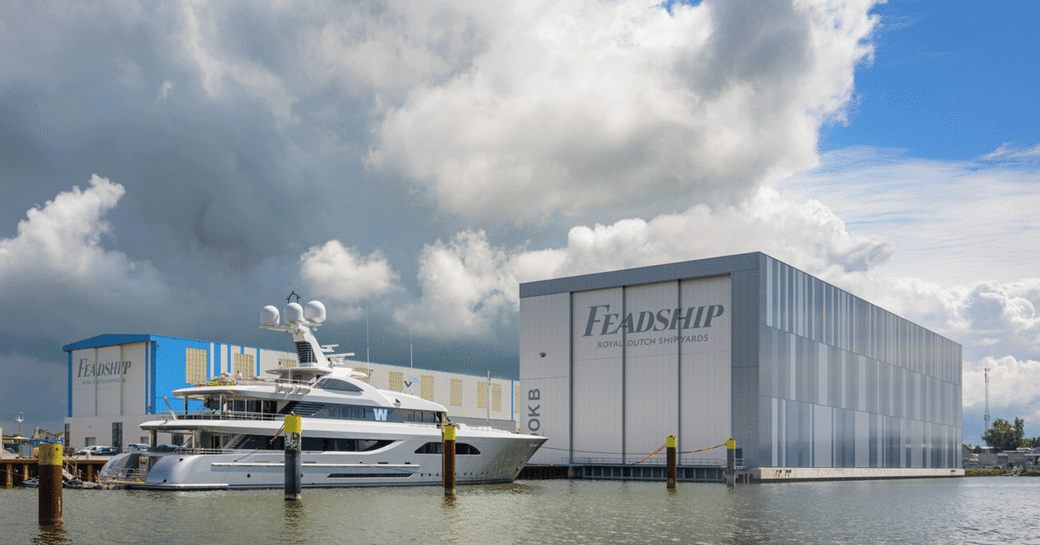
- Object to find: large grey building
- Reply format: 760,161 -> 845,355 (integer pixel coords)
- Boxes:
519,252 -> 963,480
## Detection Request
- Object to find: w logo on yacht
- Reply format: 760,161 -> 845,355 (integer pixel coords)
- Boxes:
373,408 -> 388,422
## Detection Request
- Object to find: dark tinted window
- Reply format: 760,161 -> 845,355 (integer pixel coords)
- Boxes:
232,435 -> 391,452
316,379 -> 362,393
414,442 -> 480,455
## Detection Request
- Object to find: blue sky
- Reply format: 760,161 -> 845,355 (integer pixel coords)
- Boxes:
0,1 -> 1037,446
822,1 -> 1040,159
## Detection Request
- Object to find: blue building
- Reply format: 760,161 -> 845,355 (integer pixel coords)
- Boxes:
64,333 -> 520,449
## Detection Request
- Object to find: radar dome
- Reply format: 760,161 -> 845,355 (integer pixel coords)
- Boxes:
260,305 -> 280,326
304,300 -> 326,324
284,302 -> 305,323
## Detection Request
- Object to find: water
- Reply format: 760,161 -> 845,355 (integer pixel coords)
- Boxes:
1,478 -> 1036,544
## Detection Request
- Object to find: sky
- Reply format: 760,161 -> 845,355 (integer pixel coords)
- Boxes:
0,1 -> 1037,445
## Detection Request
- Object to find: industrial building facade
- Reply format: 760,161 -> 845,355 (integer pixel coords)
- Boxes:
519,252 -> 963,479
64,334 -> 519,449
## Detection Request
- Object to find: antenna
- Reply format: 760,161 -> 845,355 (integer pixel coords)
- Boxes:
409,331 -> 413,368
984,367 -> 991,437
16,411 -> 24,436
365,307 -> 370,363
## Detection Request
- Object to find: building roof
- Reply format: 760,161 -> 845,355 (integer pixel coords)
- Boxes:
62,333 -> 229,352
519,252 -> 762,298
62,334 -> 158,351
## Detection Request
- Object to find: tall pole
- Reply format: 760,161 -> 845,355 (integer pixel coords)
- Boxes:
666,435 -> 677,489
984,367 -> 991,438
284,414 -> 302,501
726,438 -> 737,487
365,309 -> 370,363
486,371 -> 491,427
442,423 -> 457,497
38,443 -> 63,525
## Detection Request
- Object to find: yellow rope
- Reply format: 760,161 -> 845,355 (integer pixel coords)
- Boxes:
682,441 -> 729,454
636,443 -> 666,464
626,439 -> 734,464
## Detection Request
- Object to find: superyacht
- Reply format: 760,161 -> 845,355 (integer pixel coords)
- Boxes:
100,300 -> 546,489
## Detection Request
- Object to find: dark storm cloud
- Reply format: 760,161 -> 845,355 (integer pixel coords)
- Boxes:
0,1 -> 885,434
0,2 -> 448,431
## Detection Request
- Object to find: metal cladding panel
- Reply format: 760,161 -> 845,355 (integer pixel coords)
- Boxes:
731,265 -> 760,466
520,293 -> 572,465
571,288 -> 623,463
679,276 -> 732,456
757,255 -> 962,469
69,342 -> 146,417
621,281 -> 680,463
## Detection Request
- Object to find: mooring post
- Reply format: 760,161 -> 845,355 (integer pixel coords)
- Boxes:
442,423 -> 457,497
666,435 -> 677,489
725,438 -> 737,487
38,443 -> 63,525
284,414 -> 302,501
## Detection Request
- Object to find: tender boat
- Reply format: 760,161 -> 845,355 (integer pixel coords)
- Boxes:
100,299 -> 546,489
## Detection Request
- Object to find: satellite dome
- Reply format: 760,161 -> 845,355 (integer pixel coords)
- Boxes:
260,305 -> 280,327
284,302 -> 305,323
304,300 -> 326,324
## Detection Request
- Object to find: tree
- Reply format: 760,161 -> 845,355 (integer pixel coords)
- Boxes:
982,418 -> 1017,452
1013,417 -> 1026,448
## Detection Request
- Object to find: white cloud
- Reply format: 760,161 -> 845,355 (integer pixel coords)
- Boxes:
299,240 -> 399,319
0,175 -> 166,333
393,230 -> 563,338
983,142 -> 1040,162
395,187 -> 892,338
163,0 -> 880,224
963,356 -> 1040,410
361,0 -> 879,221
782,147 -> 1040,285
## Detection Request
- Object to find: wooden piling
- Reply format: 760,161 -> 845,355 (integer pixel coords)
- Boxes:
3,463 -> 11,487
38,444 -> 63,525
666,435 -> 677,489
725,438 -> 737,487
284,414 -> 302,501
442,423 -> 457,497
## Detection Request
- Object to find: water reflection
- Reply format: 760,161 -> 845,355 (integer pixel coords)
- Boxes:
3,478 -> 1040,544
32,525 -> 71,545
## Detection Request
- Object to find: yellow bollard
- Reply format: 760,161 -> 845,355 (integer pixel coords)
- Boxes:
725,438 -> 737,487
38,444 -> 63,525
666,435 -> 677,489
442,424 -> 457,496
284,414 -> 302,501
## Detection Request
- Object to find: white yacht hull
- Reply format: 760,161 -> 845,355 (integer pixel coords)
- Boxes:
106,430 -> 545,490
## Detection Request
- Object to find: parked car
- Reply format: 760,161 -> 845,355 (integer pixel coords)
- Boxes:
76,445 -> 118,456
126,443 -> 150,452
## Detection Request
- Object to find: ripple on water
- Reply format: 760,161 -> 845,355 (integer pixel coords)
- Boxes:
2,478 -> 1038,544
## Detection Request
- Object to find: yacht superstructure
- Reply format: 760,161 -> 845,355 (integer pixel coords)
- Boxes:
100,300 -> 545,489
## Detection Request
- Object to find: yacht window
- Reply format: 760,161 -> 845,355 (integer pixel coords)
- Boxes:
231,435 -> 391,452
414,442 -> 480,455
315,379 -> 362,393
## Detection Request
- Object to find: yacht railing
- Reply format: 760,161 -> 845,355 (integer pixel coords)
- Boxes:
172,411 -> 283,422
170,447 -> 251,455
